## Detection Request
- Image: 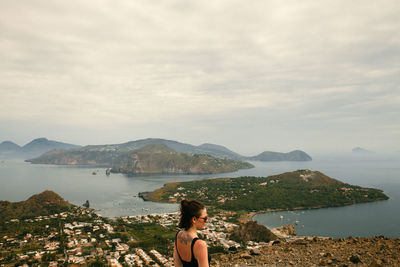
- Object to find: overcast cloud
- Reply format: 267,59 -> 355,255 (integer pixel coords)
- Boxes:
1,0 -> 399,155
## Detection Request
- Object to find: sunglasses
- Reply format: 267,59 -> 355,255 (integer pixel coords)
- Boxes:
197,216 -> 208,222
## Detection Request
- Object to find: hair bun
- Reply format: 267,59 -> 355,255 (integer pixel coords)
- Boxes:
178,199 -> 205,230
180,199 -> 190,212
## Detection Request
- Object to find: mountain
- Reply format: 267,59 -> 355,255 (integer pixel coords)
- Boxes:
0,141 -> 21,151
248,150 -> 312,161
0,138 -> 80,159
0,190 -> 72,222
81,138 -> 242,159
196,143 -> 242,160
111,144 -> 254,174
0,141 -> 21,159
21,137 -> 80,154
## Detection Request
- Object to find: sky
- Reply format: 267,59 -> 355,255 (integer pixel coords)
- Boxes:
0,0 -> 399,156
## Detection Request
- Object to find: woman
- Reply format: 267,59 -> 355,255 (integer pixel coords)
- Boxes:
174,199 -> 210,267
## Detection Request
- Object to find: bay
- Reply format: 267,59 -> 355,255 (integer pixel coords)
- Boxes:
0,154 -> 399,238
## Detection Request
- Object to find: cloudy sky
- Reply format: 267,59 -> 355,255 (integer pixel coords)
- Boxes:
1,0 -> 399,155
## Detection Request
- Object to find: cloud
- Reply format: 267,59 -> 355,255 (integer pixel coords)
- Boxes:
0,0 -> 399,152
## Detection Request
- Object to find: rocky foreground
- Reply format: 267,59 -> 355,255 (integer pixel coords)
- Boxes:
212,236 -> 400,266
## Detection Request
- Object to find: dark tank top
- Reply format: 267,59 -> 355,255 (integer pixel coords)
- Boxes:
175,231 -> 211,267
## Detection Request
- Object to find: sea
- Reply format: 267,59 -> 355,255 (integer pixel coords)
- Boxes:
0,154 -> 399,238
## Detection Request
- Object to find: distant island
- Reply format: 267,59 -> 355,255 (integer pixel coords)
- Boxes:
139,170 -> 388,212
22,138 -> 311,167
0,138 -> 80,159
352,147 -> 375,154
29,144 -> 254,174
249,150 -> 311,161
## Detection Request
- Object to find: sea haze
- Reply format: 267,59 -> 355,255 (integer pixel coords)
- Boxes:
0,155 -> 399,238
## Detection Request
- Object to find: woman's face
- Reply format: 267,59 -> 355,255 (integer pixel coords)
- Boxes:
195,208 -> 208,229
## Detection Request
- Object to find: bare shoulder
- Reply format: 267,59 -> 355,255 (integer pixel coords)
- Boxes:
193,239 -> 209,266
194,239 -> 207,249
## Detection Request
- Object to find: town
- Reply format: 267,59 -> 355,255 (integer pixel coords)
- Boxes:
0,207 -> 255,266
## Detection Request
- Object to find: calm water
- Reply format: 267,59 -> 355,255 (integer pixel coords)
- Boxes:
0,155 -> 399,238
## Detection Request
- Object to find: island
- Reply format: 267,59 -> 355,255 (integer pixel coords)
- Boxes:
248,150 -> 312,161
0,138 -> 80,159
24,138 -> 312,166
110,144 -> 253,174
139,169 -> 388,212
27,144 -> 254,175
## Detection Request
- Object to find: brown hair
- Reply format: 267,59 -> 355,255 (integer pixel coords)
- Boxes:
178,199 -> 205,230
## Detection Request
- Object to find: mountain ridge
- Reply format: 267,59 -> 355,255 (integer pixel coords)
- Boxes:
0,141 -> 21,151
0,138 -> 80,159
25,138 -> 312,164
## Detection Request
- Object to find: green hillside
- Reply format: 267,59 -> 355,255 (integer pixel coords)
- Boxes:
140,170 -> 388,211
0,190 -> 72,222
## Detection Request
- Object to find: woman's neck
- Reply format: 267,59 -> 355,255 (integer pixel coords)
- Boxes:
186,226 -> 197,237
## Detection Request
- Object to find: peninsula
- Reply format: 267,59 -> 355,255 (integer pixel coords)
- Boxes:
139,170 -> 388,212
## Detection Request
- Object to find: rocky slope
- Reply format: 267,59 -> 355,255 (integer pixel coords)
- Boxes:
230,221 -> 278,243
212,236 -> 400,266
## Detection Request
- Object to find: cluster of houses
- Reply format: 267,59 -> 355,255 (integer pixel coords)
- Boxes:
1,206 -> 275,266
1,209 -> 176,266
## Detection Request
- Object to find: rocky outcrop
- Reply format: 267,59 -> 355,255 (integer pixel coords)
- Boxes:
229,221 -> 278,243
212,236 -> 400,266
82,200 -> 90,208
271,224 -> 296,238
